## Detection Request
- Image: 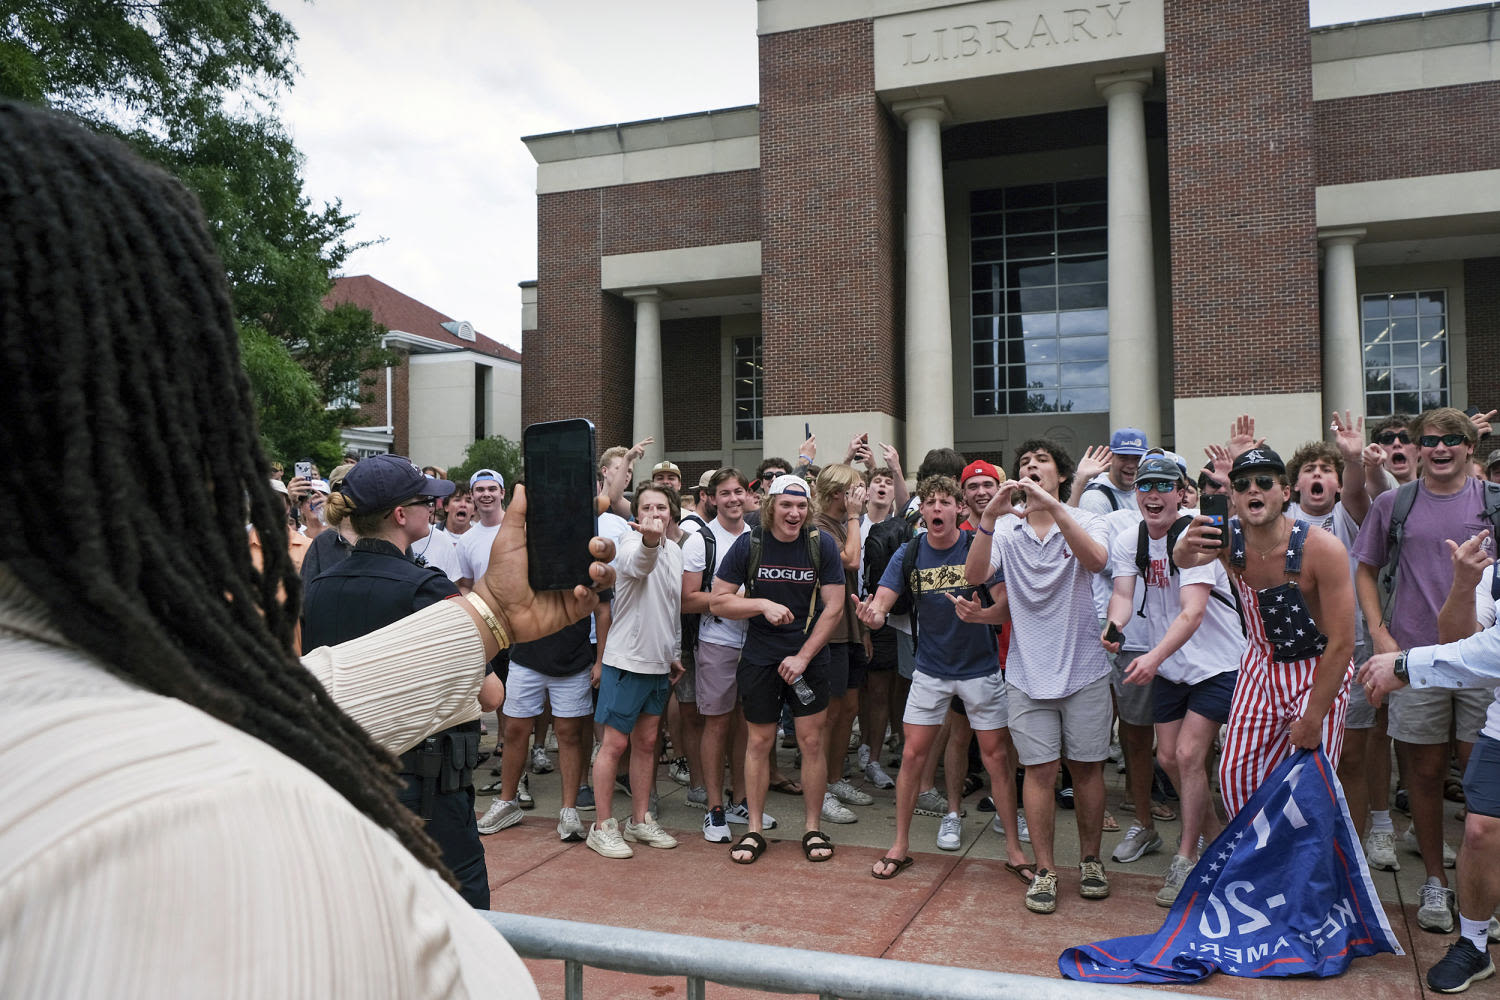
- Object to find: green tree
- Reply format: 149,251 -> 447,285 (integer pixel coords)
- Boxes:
1,1 -> 395,466
448,436 -> 523,499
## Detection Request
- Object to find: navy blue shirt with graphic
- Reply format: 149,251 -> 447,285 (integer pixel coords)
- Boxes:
716,528 -> 845,667
879,533 -> 1003,680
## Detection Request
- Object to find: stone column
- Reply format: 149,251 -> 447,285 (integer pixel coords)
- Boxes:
893,97 -> 953,462
624,287 -> 665,473
1319,228 -> 1366,433
1096,70 -> 1160,442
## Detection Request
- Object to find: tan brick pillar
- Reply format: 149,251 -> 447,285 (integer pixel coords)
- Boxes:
1320,228 -> 1366,434
624,287 -> 665,473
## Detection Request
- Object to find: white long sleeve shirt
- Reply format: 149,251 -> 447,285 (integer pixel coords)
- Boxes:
603,530 -> 683,674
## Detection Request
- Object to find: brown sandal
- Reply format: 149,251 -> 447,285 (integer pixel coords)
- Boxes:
801,830 -> 834,862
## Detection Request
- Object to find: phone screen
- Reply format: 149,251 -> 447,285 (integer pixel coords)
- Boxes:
1200,494 -> 1229,549
523,418 -> 598,591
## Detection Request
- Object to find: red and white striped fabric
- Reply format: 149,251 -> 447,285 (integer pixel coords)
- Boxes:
1218,576 -> 1353,817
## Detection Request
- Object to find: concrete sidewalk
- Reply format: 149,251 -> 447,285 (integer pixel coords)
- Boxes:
477,738 -> 1470,999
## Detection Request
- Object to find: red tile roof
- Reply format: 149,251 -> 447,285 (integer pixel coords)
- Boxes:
324,275 -> 521,363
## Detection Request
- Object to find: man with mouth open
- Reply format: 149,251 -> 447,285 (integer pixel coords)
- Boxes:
1354,408 -> 1495,935
964,440 -> 1113,915
1174,446 -> 1357,819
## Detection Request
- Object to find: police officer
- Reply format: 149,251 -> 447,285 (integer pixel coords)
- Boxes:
301,454 -> 491,907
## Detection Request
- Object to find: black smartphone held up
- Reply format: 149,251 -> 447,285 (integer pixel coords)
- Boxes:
1104,621 -> 1125,645
1200,493 -> 1229,550
522,418 -> 598,591
804,421 -> 812,440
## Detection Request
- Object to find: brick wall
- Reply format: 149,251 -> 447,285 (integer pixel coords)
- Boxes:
661,317 -> 722,452
1165,0 -> 1320,398
759,19 -> 903,420
1316,83 -> 1500,187
391,354 -> 410,457
1466,257 -> 1500,410
603,172 -> 759,256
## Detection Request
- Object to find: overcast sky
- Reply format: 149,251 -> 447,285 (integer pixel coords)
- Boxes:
273,0 -> 1479,350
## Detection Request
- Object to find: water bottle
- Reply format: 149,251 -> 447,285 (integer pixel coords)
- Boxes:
791,674 -> 815,706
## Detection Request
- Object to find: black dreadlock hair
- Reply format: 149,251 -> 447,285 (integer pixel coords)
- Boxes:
0,103 -> 450,881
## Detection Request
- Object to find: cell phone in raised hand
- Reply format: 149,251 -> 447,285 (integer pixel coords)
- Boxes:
522,418 -> 598,591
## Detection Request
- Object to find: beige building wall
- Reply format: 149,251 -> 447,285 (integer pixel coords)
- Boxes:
408,355 -> 523,470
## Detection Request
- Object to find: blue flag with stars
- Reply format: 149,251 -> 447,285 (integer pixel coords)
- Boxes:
1059,749 -> 1401,984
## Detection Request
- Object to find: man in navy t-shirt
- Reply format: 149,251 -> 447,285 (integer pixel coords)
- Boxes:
854,475 -> 1031,880
712,474 -> 845,864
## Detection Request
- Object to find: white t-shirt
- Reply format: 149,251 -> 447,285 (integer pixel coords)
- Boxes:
682,517 -> 752,650
1094,506 -> 1149,652
1079,479 -> 1134,516
411,527 -> 462,582
1471,563 -> 1500,741
454,521 -> 501,582
986,510 -> 1111,699
1108,521 -> 1245,685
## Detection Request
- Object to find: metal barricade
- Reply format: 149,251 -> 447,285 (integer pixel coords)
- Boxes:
483,910 -> 1223,1000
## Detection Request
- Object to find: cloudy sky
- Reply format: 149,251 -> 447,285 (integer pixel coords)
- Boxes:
273,0 -> 1477,351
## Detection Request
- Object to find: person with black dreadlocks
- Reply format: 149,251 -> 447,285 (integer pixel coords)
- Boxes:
0,101 -> 615,997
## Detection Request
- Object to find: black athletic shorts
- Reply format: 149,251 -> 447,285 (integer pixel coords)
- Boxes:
737,654 -> 831,725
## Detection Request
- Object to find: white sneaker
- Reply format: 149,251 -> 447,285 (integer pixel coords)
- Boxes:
724,799 -> 777,829
822,791 -> 857,824
937,812 -> 962,851
545,730 -> 558,751
1017,812 -> 1030,844
1418,877 -> 1457,933
1365,829 -> 1399,871
1403,827 -> 1457,868
991,813 -> 1005,835
857,743 -> 872,770
586,817 -> 634,859
686,785 -> 707,806
829,779 -> 873,806
703,806 -> 731,843
1156,854 -> 1194,907
1489,915 -> 1499,943
557,807 -> 585,842
530,746 -> 554,774
623,812 -> 679,849
1112,825 -> 1163,864
477,798 -> 523,834
516,772 -> 534,808
667,757 -> 691,786
864,759 -> 896,790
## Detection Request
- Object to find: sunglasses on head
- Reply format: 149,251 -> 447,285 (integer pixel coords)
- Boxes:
1135,480 -> 1177,493
1374,431 -> 1411,445
1418,433 -> 1467,449
1231,474 -> 1279,493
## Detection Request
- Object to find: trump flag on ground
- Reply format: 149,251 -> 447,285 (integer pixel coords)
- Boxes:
1059,748 -> 1401,984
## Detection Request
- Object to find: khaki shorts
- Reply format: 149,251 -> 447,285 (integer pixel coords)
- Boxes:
1110,652 -> 1156,728
1007,674 -> 1113,766
695,639 -> 741,716
905,670 -> 1007,730
1389,685 -> 1489,745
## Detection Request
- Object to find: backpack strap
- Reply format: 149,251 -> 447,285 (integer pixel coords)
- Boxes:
802,527 -> 822,634
1084,480 -> 1120,511
1378,481 -> 1421,627
902,535 -> 921,651
745,525 -> 763,599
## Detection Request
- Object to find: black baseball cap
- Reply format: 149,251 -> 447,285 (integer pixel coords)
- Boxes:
1229,447 -> 1286,478
338,454 -> 455,515
1134,456 -> 1183,485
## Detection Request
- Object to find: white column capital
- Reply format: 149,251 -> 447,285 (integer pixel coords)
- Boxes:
621,287 -> 664,304
1095,69 -> 1153,100
892,96 -> 950,127
1317,226 -> 1366,247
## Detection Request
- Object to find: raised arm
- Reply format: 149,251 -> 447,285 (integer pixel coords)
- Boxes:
1437,533 -> 1494,643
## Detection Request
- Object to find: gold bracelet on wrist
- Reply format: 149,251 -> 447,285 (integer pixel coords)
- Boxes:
465,592 -> 511,651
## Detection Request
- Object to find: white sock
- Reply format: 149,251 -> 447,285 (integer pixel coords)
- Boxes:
1461,916 -> 1490,953
1370,810 -> 1393,833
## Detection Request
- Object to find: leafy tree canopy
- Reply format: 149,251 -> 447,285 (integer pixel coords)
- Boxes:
1,0 -> 395,466
448,436 -> 523,502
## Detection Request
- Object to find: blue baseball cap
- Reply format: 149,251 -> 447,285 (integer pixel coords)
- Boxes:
1109,428 -> 1149,456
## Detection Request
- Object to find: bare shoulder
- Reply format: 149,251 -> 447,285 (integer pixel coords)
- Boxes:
1298,521 -> 1349,562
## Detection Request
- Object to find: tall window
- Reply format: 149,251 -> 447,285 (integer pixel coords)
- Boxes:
1362,290 -> 1447,417
733,333 -> 763,441
970,179 -> 1109,416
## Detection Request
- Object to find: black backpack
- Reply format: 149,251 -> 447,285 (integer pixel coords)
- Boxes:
744,524 -> 823,634
1134,516 -> 1244,633
678,519 -> 717,652
1378,480 -> 1500,626
864,514 -> 916,615
1083,480 -> 1121,510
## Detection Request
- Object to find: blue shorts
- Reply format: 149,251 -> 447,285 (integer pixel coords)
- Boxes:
1153,670 -> 1238,725
594,664 -> 670,735
1464,733 -> 1500,819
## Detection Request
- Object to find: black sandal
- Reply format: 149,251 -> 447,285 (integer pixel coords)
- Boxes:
731,831 -> 767,865
802,830 -> 834,862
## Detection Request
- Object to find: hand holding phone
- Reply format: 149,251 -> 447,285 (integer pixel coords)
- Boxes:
1104,621 -> 1125,645
523,418 -> 598,591
1199,494 -> 1228,549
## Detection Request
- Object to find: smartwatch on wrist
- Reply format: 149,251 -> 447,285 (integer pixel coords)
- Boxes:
1393,650 -> 1409,684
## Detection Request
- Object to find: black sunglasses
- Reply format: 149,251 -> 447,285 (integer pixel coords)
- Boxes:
1374,431 -> 1411,446
1135,480 -> 1177,493
1418,433 -> 1467,449
1231,474 -> 1279,493
402,497 -> 437,509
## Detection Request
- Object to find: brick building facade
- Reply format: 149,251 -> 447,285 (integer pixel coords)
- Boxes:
522,1 -> 1500,472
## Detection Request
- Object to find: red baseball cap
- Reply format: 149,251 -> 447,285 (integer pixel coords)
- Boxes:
960,460 -> 1002,485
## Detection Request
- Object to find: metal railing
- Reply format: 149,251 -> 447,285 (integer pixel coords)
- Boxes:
483,911 -> 1225,1000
